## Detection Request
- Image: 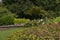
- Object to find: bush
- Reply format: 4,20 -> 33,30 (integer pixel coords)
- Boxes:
24,20 -> 40,27
0,13 -> 15,25
14,18 -> 43,27
25,6 -> 48,19
14,18 -> 30,25
24,19 -> 44,27
24,22 -> 32,27
0,7 -> 15,25
53,16 -> 60,23
8,23 -> 60,40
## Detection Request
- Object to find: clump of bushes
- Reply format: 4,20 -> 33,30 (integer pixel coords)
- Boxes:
24,19 -> 44,27
0,7 -> 15,25
0,14 -> 15,25
8,23 -> 60,40
14,18 -> 44,27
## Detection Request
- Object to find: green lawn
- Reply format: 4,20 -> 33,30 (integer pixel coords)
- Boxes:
0,28 -> 28,40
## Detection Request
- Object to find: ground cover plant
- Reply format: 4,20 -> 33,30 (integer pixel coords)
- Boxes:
8,23 -> 60,40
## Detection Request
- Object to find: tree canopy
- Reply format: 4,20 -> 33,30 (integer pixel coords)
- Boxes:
2,0 -> 60,19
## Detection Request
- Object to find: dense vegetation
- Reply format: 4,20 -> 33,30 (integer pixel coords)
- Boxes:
2,0 -> 60,19
0,0 -> 59,25
0,0 -> 60,40
8,23 -> 60,40
0,7 -> 15,25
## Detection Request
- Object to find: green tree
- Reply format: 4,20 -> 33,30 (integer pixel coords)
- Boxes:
2,0 -> 34,18
2,0 -> 60,19
32,0 -> 60,11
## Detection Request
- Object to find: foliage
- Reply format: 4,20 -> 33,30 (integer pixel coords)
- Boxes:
0,7 -> 15,25
2,0 -> 60,11
35,0 -> 60,11
24,19 -> 44,27
2,0 -> 60,19
25,6 -> 49,19
14,18 -> 44,27
53,16 -> 60,23
14,18 -> 30,25
8,23 -> 60,40
0,14 -> 15,25
2,0 -> 34,18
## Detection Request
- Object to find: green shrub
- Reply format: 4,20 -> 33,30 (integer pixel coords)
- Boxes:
0,13 -> 15,25
43,18 -> 54,25
53,16 -> 60,23
0,7 -> 15,25
24,20 -> 39,27
14,18 -> 30,25
14,18 -> 42,27
24,19 -> 44,27
24,22 -> 32,27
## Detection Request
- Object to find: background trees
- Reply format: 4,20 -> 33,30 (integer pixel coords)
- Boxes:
2,0 -> 60,19
2,0 -> 34,18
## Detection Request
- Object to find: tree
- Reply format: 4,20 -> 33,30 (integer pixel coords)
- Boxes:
2,0 -> 34,18
2,0 -> 60,19
31,0 -> 60,11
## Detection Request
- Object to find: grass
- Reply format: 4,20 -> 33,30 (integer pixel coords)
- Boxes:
0,28 -> 28,40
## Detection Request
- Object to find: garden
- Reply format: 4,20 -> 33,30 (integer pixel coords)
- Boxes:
0,0 -> 60,40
